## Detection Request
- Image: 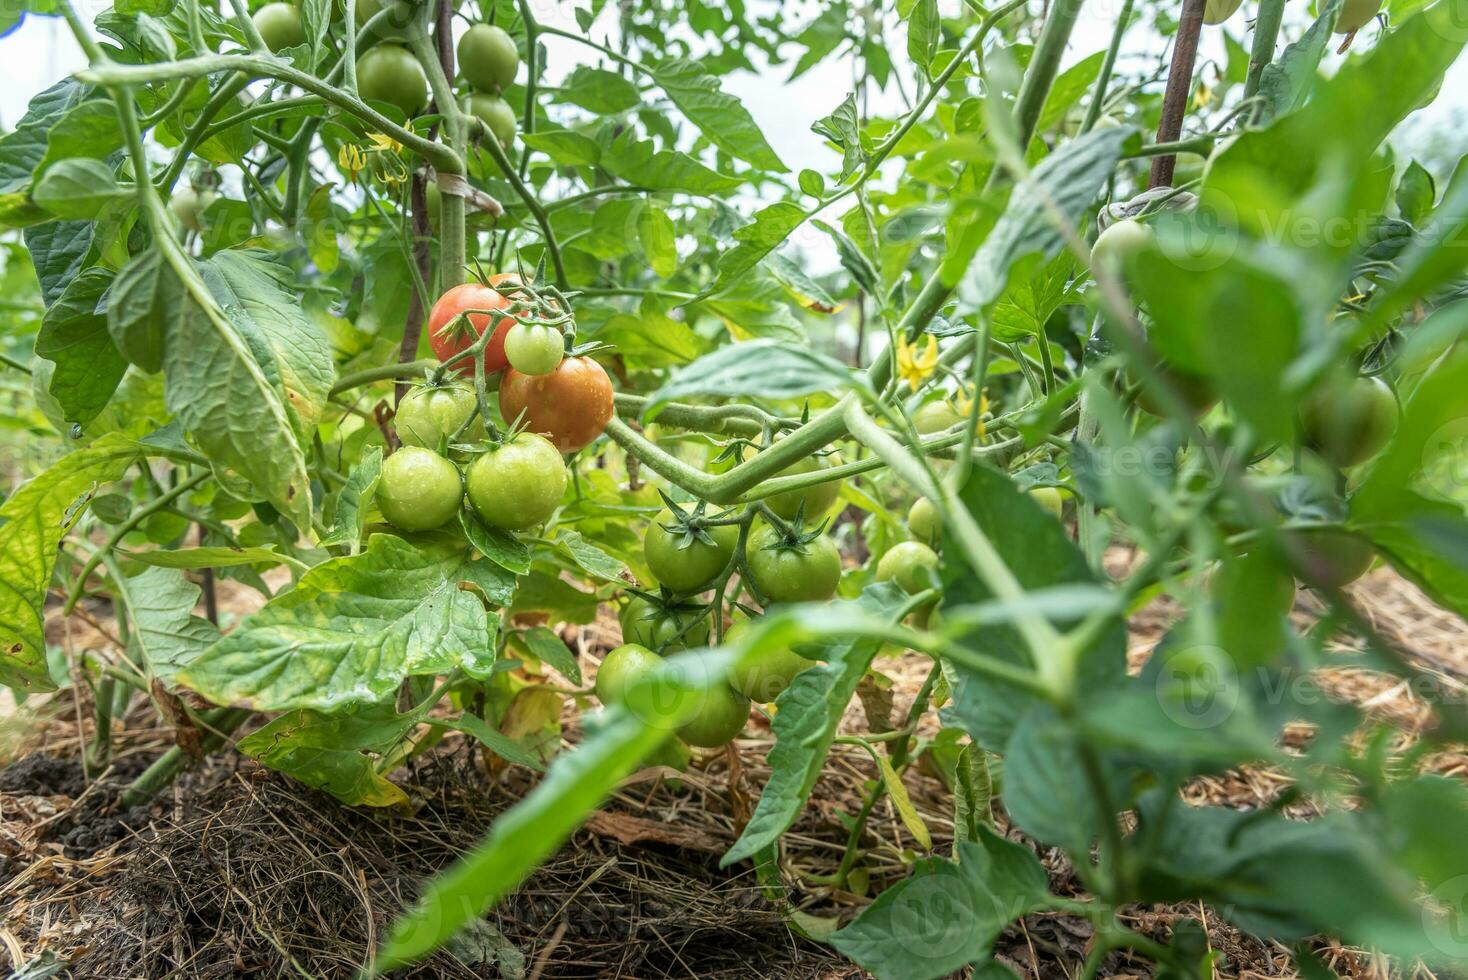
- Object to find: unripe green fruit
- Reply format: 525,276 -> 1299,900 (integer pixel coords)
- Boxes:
677,683 -> 750,747
1203,0 -> 1243,24
459,23 -> 520,92
1030,486 -> 1065,520
595,643 -> 661,705
875,541 -> 940,594
724,619 -> 815,703
1336,0 -> 1382,33
468,92 -> 517,148
907,497 -> 940,541
253,2 -> 306,51
377,447 -> 462,531
1090,219 -> 1153,276
1300,375 -> 1398,469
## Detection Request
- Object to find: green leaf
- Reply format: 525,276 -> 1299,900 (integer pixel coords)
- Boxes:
462,509 -> 531,575
556,529 -> 627,582
956,126 -> 1133,311
813,93 -> 862,181
600,133 -> 742,195
178,534 -> 510,711
1035,52 -> 1104,136
702,271 -> 807,342
1256,0 -> 1339,122
24,221 -> 94,306
517,625 -> 581,684
558,66 -> 641,113
201,250 -> 335,437
150,249 -> 317,531
829,828 -> 1051,980
116,566 -> 218,688
587,311 -> 705,368
953,742 -> 992,849
0,434 -> 141,693
107,249 -> 174,373
31,158 -> 132,219
907,0 -> 938,77
650,59 -> 787,172
1395,160 -> 1435,225
1131,239 -> 1305,445
321,447 -> 382,552
711,201 -> 809,293
876,751 -> 931,850
815,218 -> 879,296
722,584 -> 911,866
765,251 -> 840,312
1372,156 -> 1468,326
126,545 -> 291,569
376,650 -> 734,971
989,252 -> 1081,342
637,203 -> 678,277
0,80 -> 88,196
34,266 -> 127,427
521,129 -> 602,167
643,339 -> 863,420
797,169 -> 826,198
507,569 -> 600,623
238,704 -> 413,807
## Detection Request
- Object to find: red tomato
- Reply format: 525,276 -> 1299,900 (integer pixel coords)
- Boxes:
427,273 -> 522,375
498,357 -> 614,453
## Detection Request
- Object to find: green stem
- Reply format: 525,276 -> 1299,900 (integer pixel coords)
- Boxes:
1081,0 -> 1134,133
474,125 -> 566,287
330,358 -> 441,395
120,706 -> 253,806
0,350 -> 32,374
158,73 -> 251,195
1012,0 -> 1088,150
64,472 -> 210,615
1243,0 -> 1287,105
408,29 -> 465,291
79,55 -> 464,176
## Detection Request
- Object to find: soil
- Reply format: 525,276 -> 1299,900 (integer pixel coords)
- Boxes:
1,563 -> 1464,979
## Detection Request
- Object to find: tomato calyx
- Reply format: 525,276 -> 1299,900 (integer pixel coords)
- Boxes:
752,505 -> 829,556
655,491 -> 740,553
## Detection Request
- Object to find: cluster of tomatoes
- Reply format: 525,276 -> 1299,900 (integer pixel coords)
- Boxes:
375,275 -> 613,535
1092,215 -> 1399,592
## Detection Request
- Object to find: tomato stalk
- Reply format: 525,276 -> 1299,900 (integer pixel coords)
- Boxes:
1243,0 -> 1288,107
408,26 -> 467,292
1080,0 -> 1135,134
1147,0 -> 1206,188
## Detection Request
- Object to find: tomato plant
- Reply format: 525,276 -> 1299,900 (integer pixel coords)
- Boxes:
3,0 -> 1467,975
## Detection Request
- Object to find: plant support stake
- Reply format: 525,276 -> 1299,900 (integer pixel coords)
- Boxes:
1148,0 -> 1206,188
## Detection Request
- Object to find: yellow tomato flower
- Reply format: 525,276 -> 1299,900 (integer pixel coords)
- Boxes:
366,132 -> 403,154
896,333 -> 939,391
337,143 -> 366,184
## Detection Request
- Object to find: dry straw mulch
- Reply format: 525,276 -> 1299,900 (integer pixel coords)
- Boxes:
1,563 -> 1464,979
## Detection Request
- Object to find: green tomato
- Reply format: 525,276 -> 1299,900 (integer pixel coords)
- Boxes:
468,92 -> 517,148
1210,550 -> 1296,617
1132,361 -> 1218,418
356,44 -> 428,117
377,446 -> 463,531
458,23 -> 519,92
912,400 -> 964,434
1030,486 -> 1065,520
253,2 -> 305,50
746,524 -> 842,603
1090,219 -> 1153,276
619,594 -> 710,652
1203,0 -> 1243,24
644,512 -> 738,594
875,540 -> 940,594
1336,0 -> 1382,32
724,619 -> 814,703
395,382 -> 477,448
764,452 -> 844,521
595,643 -> 661,705
355,0 -> 422,39
169,185 -> 217,233
907,497 -> 940,542
677,682 -> 750,748
1291,529 -> 1375,589
1300,375 -> 1397,469
464,432 -> 566,529
502,322 -> 565,376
